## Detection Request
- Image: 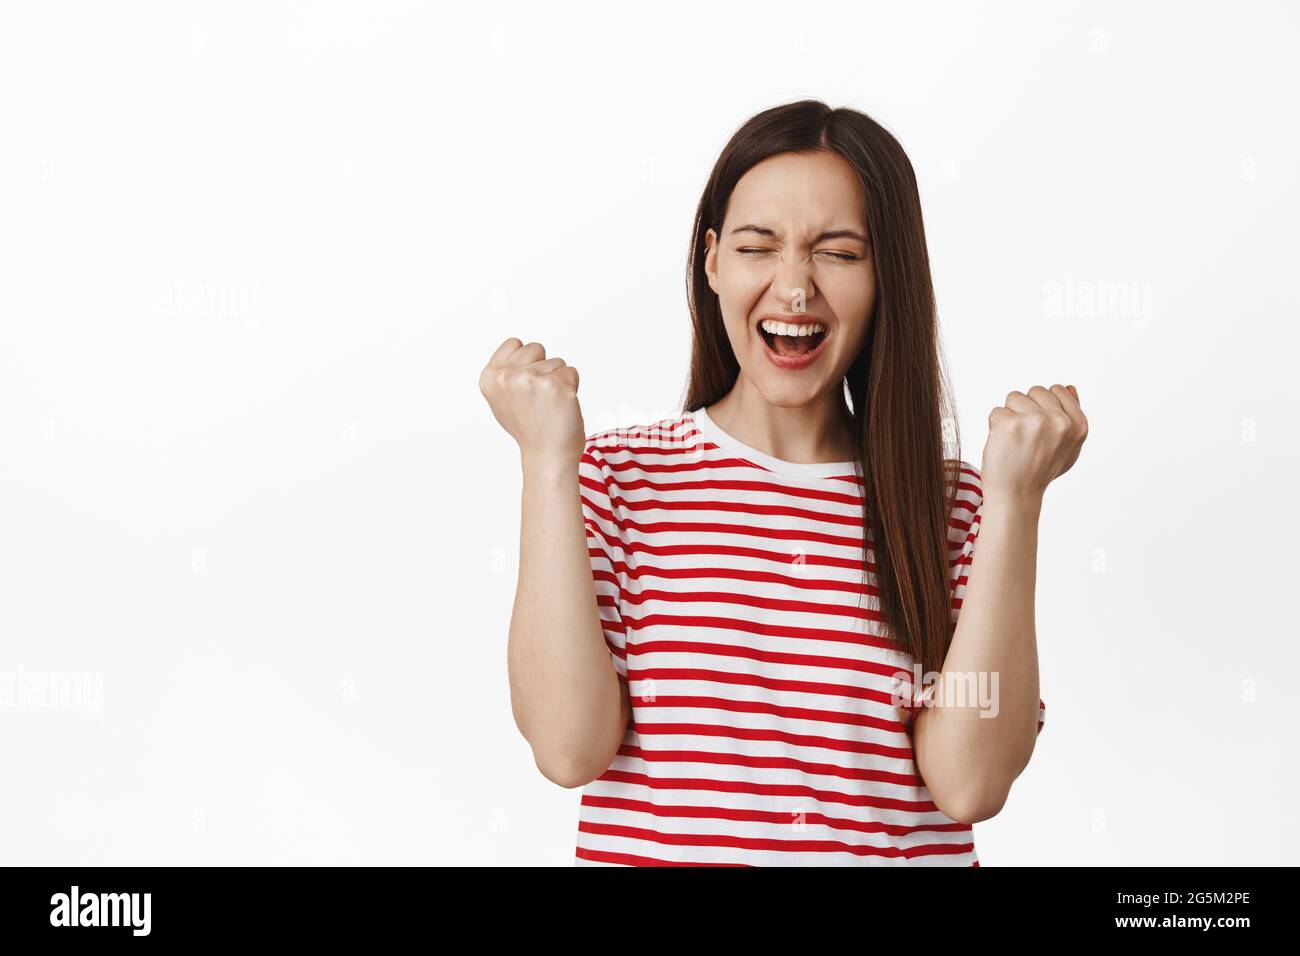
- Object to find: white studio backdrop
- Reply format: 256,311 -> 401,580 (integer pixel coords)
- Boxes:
0,1 -> 1295,865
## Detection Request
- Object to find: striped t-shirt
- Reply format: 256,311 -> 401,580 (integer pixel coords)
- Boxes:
574,405 -> 1045,866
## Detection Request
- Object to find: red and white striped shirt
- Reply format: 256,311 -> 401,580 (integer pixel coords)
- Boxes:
574,405 -> 1045,866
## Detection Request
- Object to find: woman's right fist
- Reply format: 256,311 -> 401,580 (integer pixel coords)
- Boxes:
479,337 -> 585,466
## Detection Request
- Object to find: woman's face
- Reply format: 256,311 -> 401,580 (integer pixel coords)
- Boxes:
704,149 -> 876,409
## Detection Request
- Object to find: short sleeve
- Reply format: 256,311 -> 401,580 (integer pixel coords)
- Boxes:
949,460 -> 1046,734
579,439 -> 629,682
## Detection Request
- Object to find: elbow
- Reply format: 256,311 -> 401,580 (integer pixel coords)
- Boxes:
536,755 -> 593,789
936,742 -> 1035,824
935,783 -> 1010,826
534,745 -> 615,790
920,716 -> 1038,825
522,678 -> 629,789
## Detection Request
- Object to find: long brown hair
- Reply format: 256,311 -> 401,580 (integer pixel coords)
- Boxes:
682,99 -> 963,680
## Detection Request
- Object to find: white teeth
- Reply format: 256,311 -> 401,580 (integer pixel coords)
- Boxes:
760,318 -> 826,337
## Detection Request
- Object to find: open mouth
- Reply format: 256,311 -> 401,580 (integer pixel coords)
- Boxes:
758,318 -> 828,357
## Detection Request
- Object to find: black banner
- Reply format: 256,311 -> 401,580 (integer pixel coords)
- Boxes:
0,865 -> 1281,942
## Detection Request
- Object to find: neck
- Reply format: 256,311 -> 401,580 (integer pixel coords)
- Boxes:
706,375 -> 855,464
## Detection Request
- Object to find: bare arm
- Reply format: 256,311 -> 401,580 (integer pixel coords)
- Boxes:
508,453 -> 630,788
913,490 -> 1042,824
914,383 -> 1087,824
480,337 -> 629,789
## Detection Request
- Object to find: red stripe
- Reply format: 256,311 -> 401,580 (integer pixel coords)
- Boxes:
609,492 -> 865,528
620,517 -> 867,549
624,612 -> 898,648
578,821 -> 974,860
622,586 -> 879,621
615,474 -> 863,506
631,641 -> 908,680
581,794 -> 972,837
608,740 -> 921,784
589,535 -> 879,574
592,767 -> 943,813
628,720 -> 917,762
620,562 -> 876,594
575,846 -> 746,866
624,692 -> 909,735
629,662 -> 913,712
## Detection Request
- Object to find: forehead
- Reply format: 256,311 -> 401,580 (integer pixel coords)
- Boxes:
725,150 -> 867,233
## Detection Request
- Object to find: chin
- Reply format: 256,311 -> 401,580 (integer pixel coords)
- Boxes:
751,375 -> 828,409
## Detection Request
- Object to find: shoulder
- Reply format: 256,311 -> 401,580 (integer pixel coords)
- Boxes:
583,412 -> 701,466
580,414 -> 696,512
948,458 -> 982,505
946,459 -> 983,542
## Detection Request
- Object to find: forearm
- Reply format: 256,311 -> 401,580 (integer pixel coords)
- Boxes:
913,490 -> 1043,822
507,455 -> 628,788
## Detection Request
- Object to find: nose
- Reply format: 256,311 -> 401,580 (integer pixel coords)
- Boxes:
773,254 -> 816,312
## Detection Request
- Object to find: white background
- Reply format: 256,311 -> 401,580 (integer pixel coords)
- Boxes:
1,1 -> 1295,865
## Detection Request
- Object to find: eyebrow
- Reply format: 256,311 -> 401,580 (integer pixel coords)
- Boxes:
729,224 -> 870,244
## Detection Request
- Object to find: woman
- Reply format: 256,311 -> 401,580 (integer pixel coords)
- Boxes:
479,100 -> 1087,866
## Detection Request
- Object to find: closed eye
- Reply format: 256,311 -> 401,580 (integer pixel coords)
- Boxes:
737,247 -> 859,261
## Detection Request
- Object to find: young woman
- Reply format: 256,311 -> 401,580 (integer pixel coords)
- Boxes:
480,100 -> 1087,866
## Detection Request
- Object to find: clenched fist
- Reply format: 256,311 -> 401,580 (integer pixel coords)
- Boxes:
479,337 -> 586,467
981,384 -> 1088,500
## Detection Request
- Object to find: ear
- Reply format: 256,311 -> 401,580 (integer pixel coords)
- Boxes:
703,228 -> 719,295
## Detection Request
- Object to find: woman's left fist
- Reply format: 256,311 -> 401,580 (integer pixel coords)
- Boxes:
980,384 -> 1088,500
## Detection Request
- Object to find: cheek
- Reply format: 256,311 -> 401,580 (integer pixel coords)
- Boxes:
718,262 -> 767,306
721,311 -> 759,361
717,268 -> 767,341
829,271 -> 876,344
